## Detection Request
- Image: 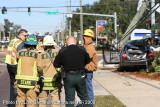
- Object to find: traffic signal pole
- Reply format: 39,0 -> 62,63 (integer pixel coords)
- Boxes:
114,12 -> 118,49
61,12 -> 117,46
69,0 -> 71,36
80,0 -> 83,45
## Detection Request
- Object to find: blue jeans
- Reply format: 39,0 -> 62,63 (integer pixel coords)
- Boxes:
85,72 -> 94,103
7,64 -> 17,107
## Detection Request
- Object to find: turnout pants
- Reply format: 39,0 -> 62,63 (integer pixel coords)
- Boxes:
16,87 -> 37,107
38,89 -> 60,107
63,74 -> 92,107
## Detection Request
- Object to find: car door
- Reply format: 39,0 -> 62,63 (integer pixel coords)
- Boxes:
102,43 -> 120,64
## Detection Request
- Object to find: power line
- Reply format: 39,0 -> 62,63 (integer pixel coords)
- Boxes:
118,2 -> 160,44
0,2 -> 139,9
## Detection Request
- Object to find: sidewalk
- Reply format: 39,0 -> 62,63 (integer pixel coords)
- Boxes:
60,78 -> 111,107
94,69 -> 160,107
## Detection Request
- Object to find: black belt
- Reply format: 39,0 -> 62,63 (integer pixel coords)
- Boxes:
66,70 -> 85,75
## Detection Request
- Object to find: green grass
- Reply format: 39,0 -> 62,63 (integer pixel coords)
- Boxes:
147,72 -> 155,76
95,95 -> 126,107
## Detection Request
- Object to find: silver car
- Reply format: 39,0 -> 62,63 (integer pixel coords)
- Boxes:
119,42 -> 154,72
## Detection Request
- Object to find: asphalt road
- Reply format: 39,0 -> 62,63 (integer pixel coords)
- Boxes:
0,50 -> 104,106
0,53 -> 108,107
1,52 -> 160,107
0,64 -> 10,107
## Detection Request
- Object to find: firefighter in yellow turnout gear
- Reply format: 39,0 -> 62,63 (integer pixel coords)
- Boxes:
15,35 -> 40,107
38,35 -> 60,107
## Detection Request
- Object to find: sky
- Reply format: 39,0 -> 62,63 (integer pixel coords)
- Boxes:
0,0 -> 99,34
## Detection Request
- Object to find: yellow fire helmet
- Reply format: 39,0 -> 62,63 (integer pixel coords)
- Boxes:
83,29 -> 94,38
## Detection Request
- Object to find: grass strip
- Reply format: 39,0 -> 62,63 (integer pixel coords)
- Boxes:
95,95 -> 126,107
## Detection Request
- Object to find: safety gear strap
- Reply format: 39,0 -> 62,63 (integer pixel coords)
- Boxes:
16,75 -> 39,81
5,38 -> 23,65
16,79 -> 37,89
42,77 -> 58,90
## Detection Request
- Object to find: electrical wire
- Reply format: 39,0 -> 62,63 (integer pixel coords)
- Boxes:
1,1 -> 159,43
118,2 -> 160,44
0,2 -> 139,9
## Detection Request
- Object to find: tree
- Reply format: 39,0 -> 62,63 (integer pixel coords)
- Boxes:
4,19 -> 22,40
12,25 -> 21,34
70,0 -> 138,38
4,19 -> 13,40
4,19 -> 13,33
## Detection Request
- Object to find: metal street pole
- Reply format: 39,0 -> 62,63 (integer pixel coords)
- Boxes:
96,20 -> 98,46
3,31 -> 5,41
0,31 -> 1,41
61,12 -> 116,46
69,0 -> 72,36
9,32 -> 10,41
57,32 -> 59,43
80,0 -> 83,45
61,12 -> 114,17
114,12 -> 118,49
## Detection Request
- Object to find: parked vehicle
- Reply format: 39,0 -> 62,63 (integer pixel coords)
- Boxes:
119,39 -> 154,72
0,42 -> 8,48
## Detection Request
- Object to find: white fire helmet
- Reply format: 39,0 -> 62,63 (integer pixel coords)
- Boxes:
43,35 -> 57,46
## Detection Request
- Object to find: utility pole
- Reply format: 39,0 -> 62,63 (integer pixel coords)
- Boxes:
0,32 -> 1,41
68,0 -> 72,36
80,0 -> 83,45
114,12 -> 118,48
151,0 -> 155,27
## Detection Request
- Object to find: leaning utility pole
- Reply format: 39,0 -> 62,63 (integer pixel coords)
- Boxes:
119,0 -> 150,47
151,0 -> 155,26
80,0 -> 83,45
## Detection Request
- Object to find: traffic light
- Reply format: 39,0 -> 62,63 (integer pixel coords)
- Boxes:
2,7 -> 7,14
2,8 -> 4,14
28,7 -> 31,15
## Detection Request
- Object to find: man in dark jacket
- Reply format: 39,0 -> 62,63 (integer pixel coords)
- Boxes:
54,36 -> 92,107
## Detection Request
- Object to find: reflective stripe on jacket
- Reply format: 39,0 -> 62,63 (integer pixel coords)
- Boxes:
5,38 -> 23,65
42,77 -> 58,90
15,49 -> 39,89
38,49 -> 59,90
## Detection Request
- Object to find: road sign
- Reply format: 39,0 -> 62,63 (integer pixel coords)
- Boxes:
74,32 -> 77,38
46,10 -> 59,14
67,14 -> 73,18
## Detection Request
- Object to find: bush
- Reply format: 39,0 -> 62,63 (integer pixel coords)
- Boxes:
151,52 -> 160,72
